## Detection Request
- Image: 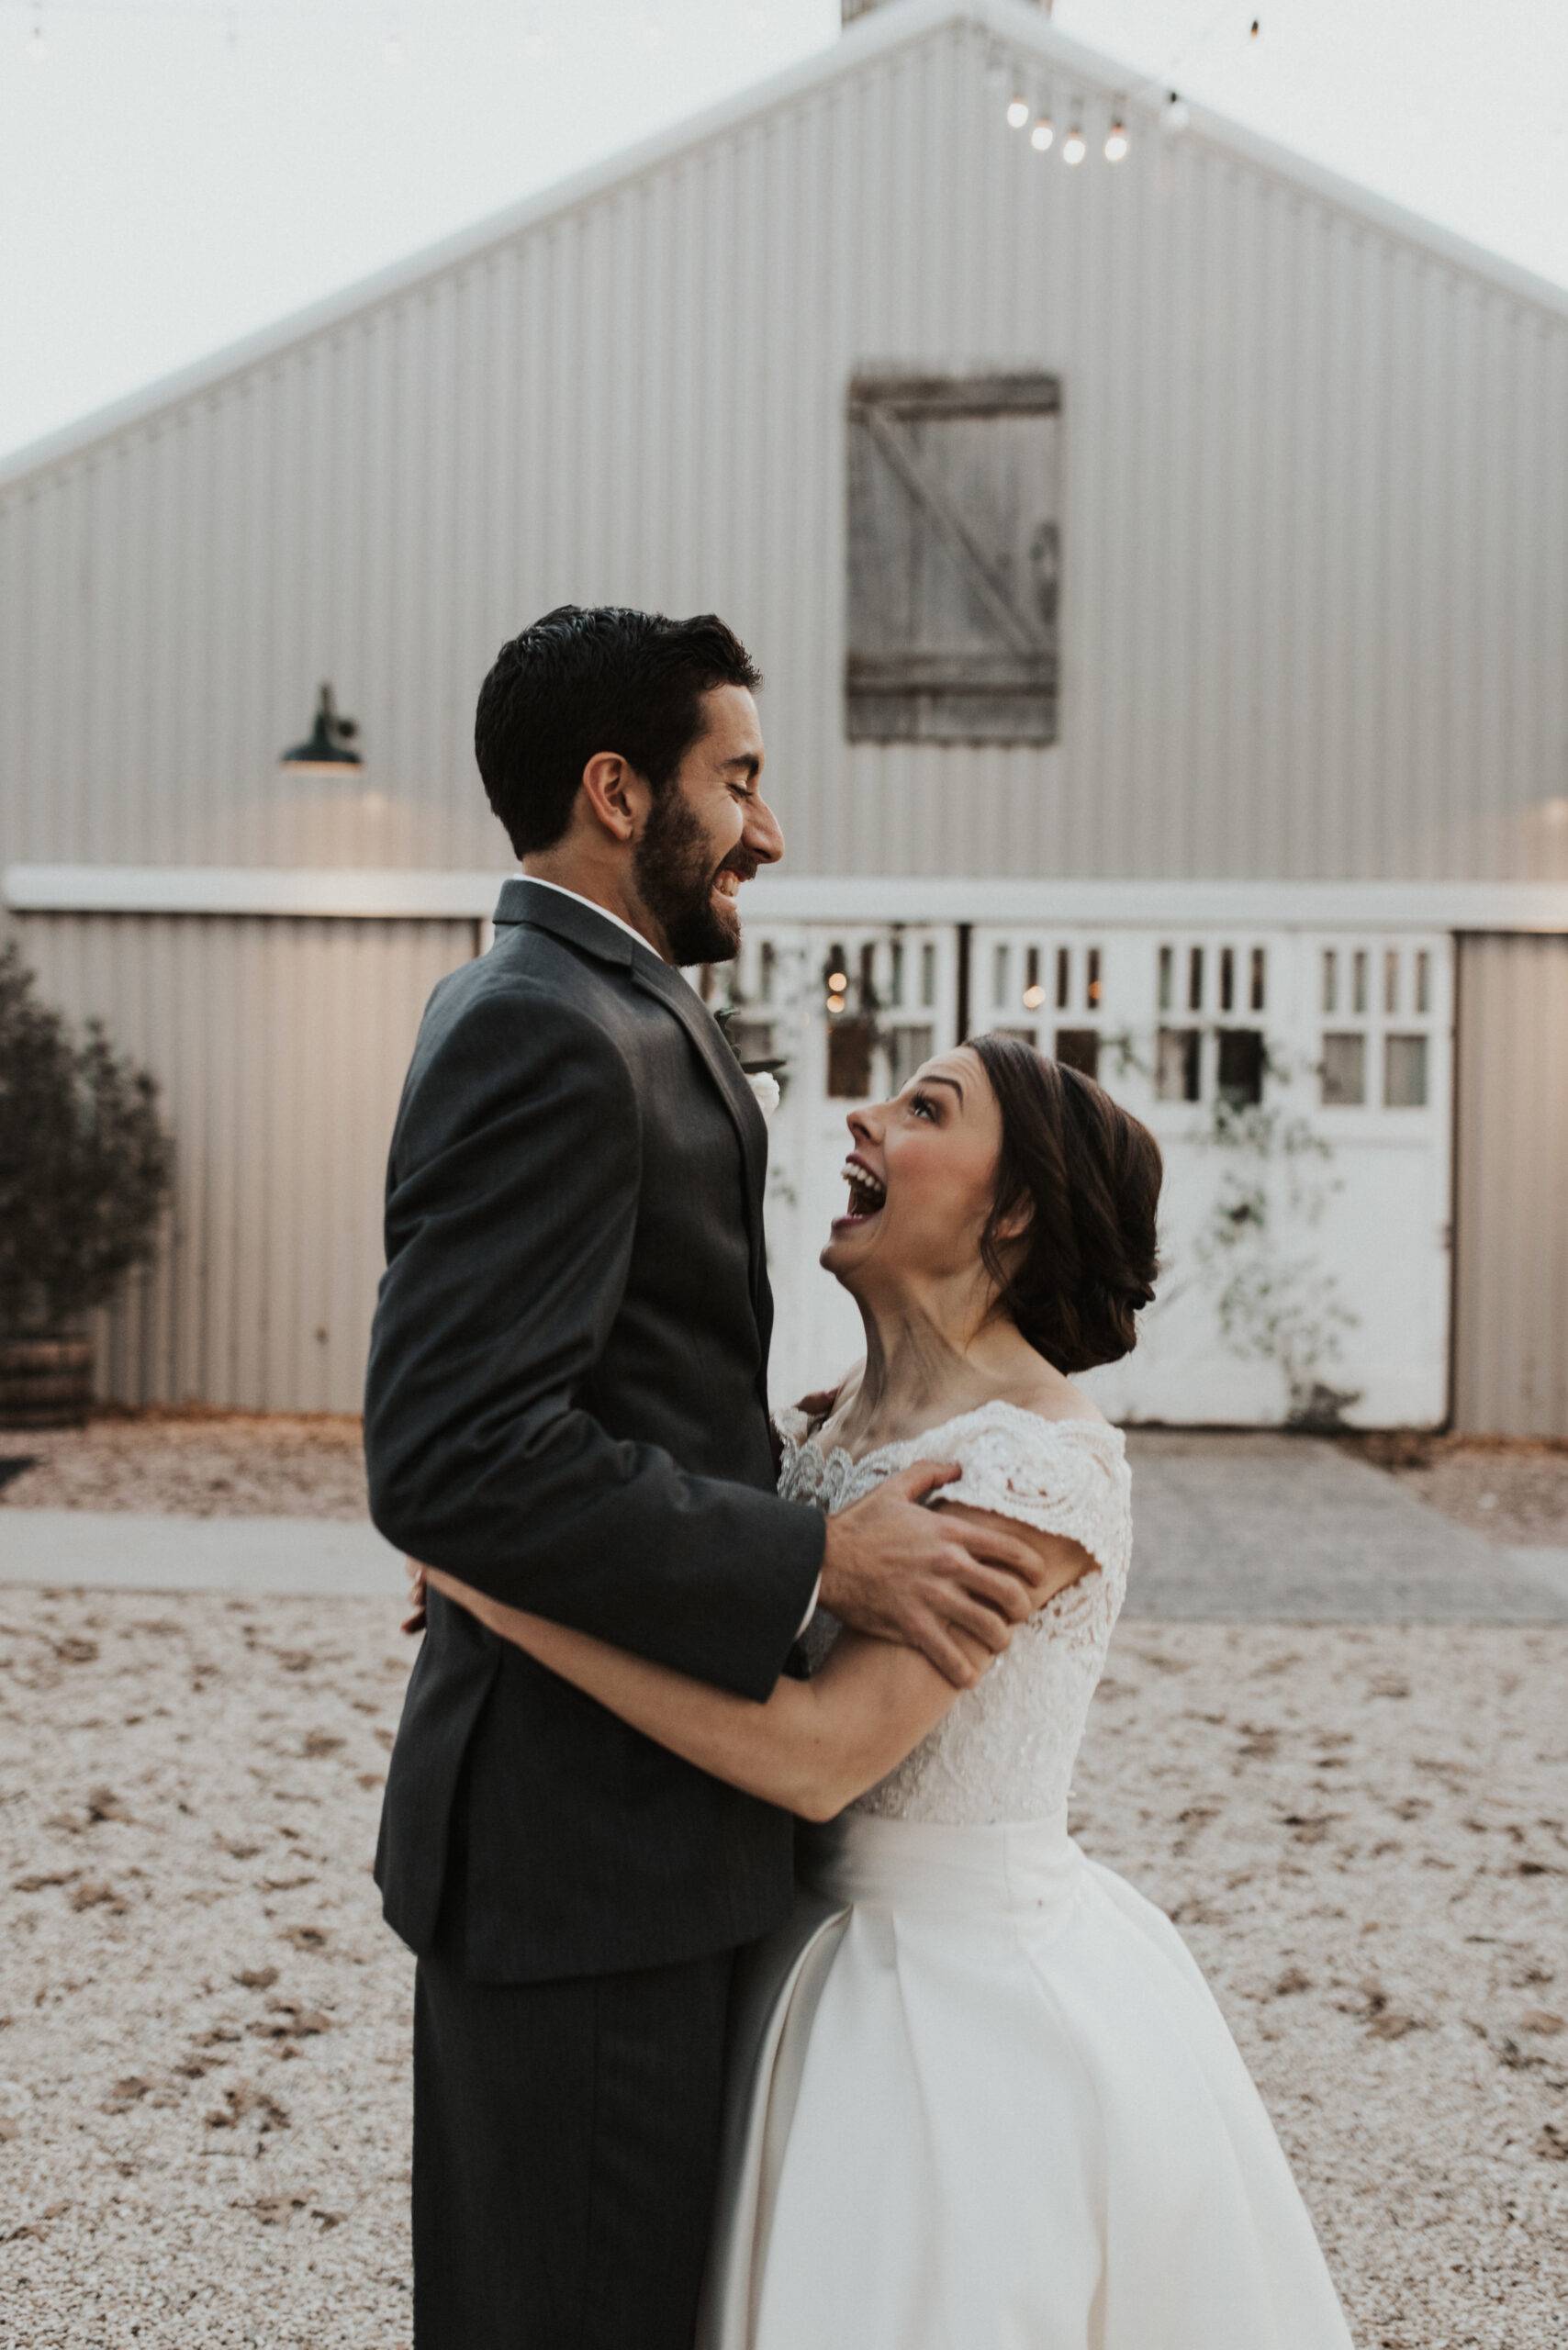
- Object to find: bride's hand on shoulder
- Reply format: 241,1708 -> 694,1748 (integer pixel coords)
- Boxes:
792,1387 -> 840,1427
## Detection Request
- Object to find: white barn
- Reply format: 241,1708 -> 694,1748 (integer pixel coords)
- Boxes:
3,0 -> 1566,1430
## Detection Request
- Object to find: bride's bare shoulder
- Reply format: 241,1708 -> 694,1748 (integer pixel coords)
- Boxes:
998,1368 -> 1111,1430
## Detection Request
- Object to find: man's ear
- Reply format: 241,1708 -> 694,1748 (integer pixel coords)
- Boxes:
577,753 -> 644,844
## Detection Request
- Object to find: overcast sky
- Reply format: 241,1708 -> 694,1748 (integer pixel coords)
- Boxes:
4,0 -> 1566,463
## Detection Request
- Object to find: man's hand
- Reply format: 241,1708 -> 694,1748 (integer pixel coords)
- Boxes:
402,1556 -> 427,1636
819,1461 -> 1049,1690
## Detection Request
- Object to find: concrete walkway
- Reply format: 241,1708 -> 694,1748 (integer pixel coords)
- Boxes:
1125,1431 -> 1568,1620
0,1508 -> 402,1596
2,1437 -> 1565,1619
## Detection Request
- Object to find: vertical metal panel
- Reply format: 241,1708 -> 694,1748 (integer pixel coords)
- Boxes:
1452,933 -> 1568,1436
4,16 -> 1568,885
10,914 -> 476,1411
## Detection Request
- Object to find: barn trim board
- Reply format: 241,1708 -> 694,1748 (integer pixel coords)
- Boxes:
9,869 -> 1568,932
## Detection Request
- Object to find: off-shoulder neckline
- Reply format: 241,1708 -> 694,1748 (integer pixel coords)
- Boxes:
780,1396 -> 1125,1477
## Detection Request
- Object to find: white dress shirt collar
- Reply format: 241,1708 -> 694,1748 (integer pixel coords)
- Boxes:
517,874 -> 662,959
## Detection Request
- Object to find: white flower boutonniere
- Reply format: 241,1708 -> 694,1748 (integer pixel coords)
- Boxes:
747,1070 -> 781,1122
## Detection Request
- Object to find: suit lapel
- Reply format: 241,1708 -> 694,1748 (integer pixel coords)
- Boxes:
629,957 -> 770,1310
493,879 -> 770,1315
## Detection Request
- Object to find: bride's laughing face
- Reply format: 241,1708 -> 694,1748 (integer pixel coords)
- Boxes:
822,1046 -> 1005,1292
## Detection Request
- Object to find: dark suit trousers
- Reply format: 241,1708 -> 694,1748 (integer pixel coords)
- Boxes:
413,1883 -> 736,2350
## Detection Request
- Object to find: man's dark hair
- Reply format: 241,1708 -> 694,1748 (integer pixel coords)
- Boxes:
475,605 -> 763,856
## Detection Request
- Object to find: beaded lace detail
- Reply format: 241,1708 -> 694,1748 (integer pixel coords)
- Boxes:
777,1402 -> 1132,1827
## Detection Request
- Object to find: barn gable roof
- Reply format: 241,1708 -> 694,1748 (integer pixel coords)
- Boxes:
6,0 -> 1568,495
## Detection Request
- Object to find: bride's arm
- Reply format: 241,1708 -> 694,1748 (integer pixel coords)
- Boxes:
421,1506 -> 1095,1823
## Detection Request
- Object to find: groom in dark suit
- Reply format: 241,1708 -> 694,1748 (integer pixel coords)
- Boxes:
364,605 -> 1041,2347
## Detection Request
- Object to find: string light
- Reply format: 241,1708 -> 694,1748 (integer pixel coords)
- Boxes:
1023,984 -> 1046,1010
1006,93 -> 1030,129
1104,118 -> 1128,162
1062,123 -> 1087,166
1030,113 -> 1054,152
1162,91 -> 1190,134
28,1 -> 45,61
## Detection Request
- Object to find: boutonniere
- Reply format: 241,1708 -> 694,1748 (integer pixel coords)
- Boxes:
715,1005 -> 784,1121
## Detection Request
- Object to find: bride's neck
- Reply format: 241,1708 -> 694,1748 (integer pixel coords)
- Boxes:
836,1279 -> 1027,1445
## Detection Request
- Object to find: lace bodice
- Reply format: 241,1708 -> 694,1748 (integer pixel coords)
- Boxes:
777,1402 -> 1131,1827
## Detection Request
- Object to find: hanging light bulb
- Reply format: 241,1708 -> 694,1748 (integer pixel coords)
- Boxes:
1104,118 -> 1129,163
28,6 -> 45,61
1005,93 -> 1030,129
1162,90 -> 1190,135
1030,113 -> 1054,152
385,34 -> 405,62
1062,124 -> 1087,166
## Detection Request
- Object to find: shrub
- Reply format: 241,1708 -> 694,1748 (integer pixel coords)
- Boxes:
0,942 -> 174,1337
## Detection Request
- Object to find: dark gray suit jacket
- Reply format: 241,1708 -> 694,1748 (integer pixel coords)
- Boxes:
366,879 -> 824,1983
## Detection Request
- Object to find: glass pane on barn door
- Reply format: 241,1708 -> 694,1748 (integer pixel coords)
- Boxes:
1320,1033 -> 1366,1105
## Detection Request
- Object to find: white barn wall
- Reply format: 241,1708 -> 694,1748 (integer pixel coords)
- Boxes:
4,0 -> 1568,887
13,912 -> 477,1409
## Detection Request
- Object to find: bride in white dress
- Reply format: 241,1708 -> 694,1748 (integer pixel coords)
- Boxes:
426,1034 -> 1355,2350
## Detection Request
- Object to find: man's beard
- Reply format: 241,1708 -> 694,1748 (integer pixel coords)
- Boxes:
633,786 -> 749,967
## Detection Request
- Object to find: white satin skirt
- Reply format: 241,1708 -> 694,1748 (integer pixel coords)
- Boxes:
698,1809 -> 1354,2350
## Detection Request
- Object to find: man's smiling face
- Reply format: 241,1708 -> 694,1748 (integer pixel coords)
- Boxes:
631,682 -> 783,966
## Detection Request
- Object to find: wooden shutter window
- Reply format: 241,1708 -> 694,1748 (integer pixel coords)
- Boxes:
846,371 -> 1061,745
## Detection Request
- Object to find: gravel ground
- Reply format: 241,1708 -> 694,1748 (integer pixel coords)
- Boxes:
0,1589 -> 413,2349
2,1595 -> 1564,2348
0,1416 -> 369,1520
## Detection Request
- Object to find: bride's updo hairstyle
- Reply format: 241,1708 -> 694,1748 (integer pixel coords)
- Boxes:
968,1033 -> 1161,1373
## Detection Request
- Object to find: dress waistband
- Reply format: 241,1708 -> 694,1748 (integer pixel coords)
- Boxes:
798,1807 -> 1081,1919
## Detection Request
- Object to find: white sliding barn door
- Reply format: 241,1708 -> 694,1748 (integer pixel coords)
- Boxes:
720,917 -> 1455,1428
969,923 -> 1454,1428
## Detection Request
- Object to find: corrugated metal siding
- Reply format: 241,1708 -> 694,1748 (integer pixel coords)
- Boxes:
12,913 -> 476,1410
1452,933 -> 1568,1436
4,12 -> 1568,885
